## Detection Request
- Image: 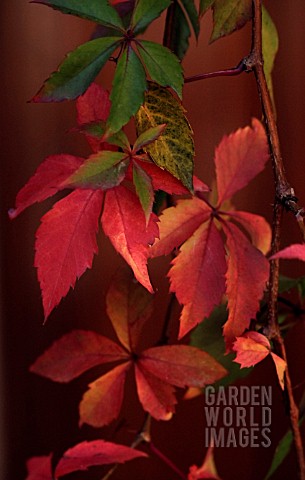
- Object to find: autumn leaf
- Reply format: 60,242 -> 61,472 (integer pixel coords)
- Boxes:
150,197 -> 212,257
228,210 -> 272,254
215,118 -> 269,205
222,221 -> 269,349
30,330 -> 129,382
135,364 -> 177,420
79,362 -> 132,427
169,220 -> 227,339
54,439 -> 147,478
35,189 -> 104,319
101,185 -> 159,292
8,154 -> 83,219
232,331 -> 271,368
135,82 -> 194,191
270,244 -> 305,262
139,345 -> 227,388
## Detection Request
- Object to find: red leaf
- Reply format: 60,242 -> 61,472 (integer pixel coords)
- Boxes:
79,361 -> 131,427
25,455 -> 52,480
232,331 -> 270,368
35,189 -> 104,319
102,186 -> 158,292
188,444 -> 221,480
30,330 -> 129,382
215,118 -> 269,205
76,82 -> 111,152
222,221 -> 269,350
106,266 -> 154,352
169,220 -> 227,339
228,210 -> 272,254
135,364 -> 176,420
8,154 -> 83,219
270,244 -> 305,261
150,197 -> 212,258
139,345 -> 227,388
55,439 -> 147,478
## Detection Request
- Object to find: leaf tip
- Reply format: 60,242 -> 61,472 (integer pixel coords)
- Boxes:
8,208 -> 17,220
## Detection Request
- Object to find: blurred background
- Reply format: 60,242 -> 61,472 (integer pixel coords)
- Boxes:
1,1 -> 305,479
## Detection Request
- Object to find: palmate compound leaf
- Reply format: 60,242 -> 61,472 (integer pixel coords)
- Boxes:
106,265 -> 154,352
54,439 -> 147,478
215,118 -> 270,205
210,0 -> 252,43
135,82 -> 194,192
169,220 -> 227,339
30,330 -> 129,382
222,221 -> 269,350
8,154 -> 83,219
101,185 -> 159,293
32,0 -> 125,30
35,189 -> 104,320
32,37 -> 122,102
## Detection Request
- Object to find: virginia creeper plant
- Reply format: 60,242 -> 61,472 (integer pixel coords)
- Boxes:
10,0 -> 305,479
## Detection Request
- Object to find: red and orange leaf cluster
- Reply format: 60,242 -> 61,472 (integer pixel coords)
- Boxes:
31,267 -> 227,426
150,118 -> 271,348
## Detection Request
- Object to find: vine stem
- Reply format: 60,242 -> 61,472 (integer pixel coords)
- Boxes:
249,1 -> 305,478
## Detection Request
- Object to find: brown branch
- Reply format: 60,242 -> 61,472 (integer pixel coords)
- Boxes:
249,1 -> 305,478
184,60 -> 246,83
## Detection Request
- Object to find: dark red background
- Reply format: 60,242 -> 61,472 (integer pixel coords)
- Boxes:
1,1 -> 305,479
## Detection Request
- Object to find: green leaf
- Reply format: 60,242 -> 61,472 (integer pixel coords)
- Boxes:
180,0 -> 200,39
137,40 -> 183,98
199,0 -> 215,17
166,2 -> 192,60
262,6 -> 279,108
107,46 -> 147,133
278,275 -> 305,296
33,0 -> 125,30
135,83 -> 194,191
190,305 -> 252,388
133,162 -> 154,223
131,0 -> 171,35
210,0 -> 252,43
32,37 -> 121,102
66,151 -> 129,189
133,124 -> 166,152
264,416 -> 305,479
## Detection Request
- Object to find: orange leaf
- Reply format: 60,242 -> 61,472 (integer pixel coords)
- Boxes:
233,331 -> 270,368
